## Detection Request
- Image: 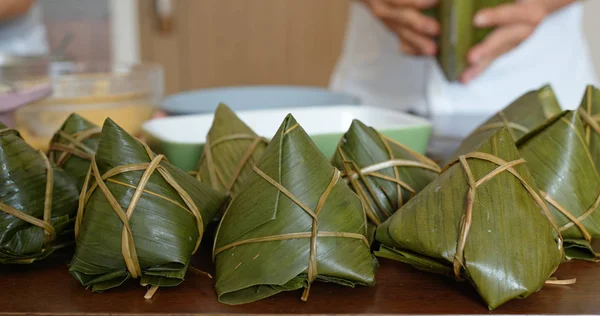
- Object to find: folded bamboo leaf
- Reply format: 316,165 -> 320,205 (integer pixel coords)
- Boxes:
578,85 -> 600,171
517,110 -> 600,261
0,122 -> 80,264
434,0 -> 514,81
48,113 -> 101,189
331,119 -> 440,225
376,128 -> 563,310
453,85 -> 561,158
69,118 -> 227,298
214,114 -> 377,305
194,103 -> 268,200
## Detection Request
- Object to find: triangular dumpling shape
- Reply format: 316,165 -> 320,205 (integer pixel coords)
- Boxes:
214,114 -> 377,305
70,118 -> 226,297
452,85 -> 561,159
332,119 -> 440,225
377,128 -> 563,310
195,103 -> 267,199
518,110 -> 600,261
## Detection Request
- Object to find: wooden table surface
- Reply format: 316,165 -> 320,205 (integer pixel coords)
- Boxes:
3,239 -> 600,315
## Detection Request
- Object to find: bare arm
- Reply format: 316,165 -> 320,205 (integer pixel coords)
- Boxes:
0,0 -> 35,21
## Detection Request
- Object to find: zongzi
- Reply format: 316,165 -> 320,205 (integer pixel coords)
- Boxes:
331,119 -> 440,225
517,110 -> 600,261
578,85 -> 600,171
431,0 -> 514,81
0,123 -> 79,264
48,113 -> 101,188
452,85 -> 561,158
69,118 -> 226,298
194,103 -> 267,199
213,114 -> 377,305
376,128 -> 563,310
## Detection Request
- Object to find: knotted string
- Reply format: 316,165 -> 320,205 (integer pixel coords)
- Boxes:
196,134 -> 268,194
338,133 -> 441,225
49,127 -> 101,166
213,165 -> 369,301
76,140 -> 204,299
448,152 -> 564,281
0,151 -> 56,247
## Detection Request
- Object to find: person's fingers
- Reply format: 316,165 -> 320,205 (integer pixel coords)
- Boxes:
467,24 -> 532,65
400,42 -> 420,55
374,4 -> 440,36
397,27 -> 437,55
473,3 -> 546,28
382,0 -> 438,9
461,59 -> 491,84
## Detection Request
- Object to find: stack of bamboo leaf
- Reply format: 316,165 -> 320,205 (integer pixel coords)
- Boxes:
0,122 -> 80,264
427,0 -> 515,81
69,118 -> 226,298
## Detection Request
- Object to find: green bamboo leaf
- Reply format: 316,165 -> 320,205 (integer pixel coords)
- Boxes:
69,118 -> 227,297
517,111 -> 600,261
434,0 -> 515,81
376,128 -> 563,310
48,113 -> 101,189
214,114 -> 377,305
195,103 -> 268,201
453,85 -> 561,159
0,122 -> 80,264
331,119 -> 440,226
578,85 -> 600,171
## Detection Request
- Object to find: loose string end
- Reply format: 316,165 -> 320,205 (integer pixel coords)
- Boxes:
545,277 -> 576,285
189,266 -> 213,279
301,284 -> 311,302
144,285 -> 159,300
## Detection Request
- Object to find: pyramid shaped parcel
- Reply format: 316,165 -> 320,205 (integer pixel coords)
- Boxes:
331,119 -> 440,225
376,128 -> 563,310
195,103 -> 268,199
69,119 -> 226,298
214,114 -> 377,305
0,122 -> 79,264
518,110 -> 600,261
453,85 -> 561,158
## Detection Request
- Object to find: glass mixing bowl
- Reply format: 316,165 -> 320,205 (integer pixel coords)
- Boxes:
14,62 -> 163,150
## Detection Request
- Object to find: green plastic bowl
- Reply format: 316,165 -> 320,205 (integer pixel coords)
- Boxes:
142,106 -> 432,171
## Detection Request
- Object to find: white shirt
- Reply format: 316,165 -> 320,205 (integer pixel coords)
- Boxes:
0,3 -> 48,55
331,1 -> 598,116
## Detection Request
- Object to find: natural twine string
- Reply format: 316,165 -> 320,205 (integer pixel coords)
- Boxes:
213,165 -> 369,301
448,152 -> 564,282
49,127 -> 102,167
0,150 -> 56,246
196,134 -> 268,194
75,140 -> 204,300
337,133 -> 441,225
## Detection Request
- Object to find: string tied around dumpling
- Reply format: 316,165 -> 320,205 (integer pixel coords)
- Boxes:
337,133 -> 441,225
450,152 -> 564,282
194,134 -> 268,195
75,140 -> 204,300
213,165 -> 369,302
0,150 -> 56,248
49,127 -> 101,166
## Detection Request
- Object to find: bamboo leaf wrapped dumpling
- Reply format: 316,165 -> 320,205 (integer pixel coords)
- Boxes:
376,128 -> 563,310
194,103 -> 267,199
214,114 -> 377,305
517,111 -> 600,261
48,113 -> 101,188
69,119 -> 226,298
453,85 -> 561,158
0,123 -> 79,263
331,119 -> 440,225
578,85 -> 600,170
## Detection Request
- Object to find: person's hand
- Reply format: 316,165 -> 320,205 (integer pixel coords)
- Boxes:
462,1 -> 551,83
363,0 -> 440,56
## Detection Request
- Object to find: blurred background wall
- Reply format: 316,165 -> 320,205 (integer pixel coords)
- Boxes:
39,0 -> 600,94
